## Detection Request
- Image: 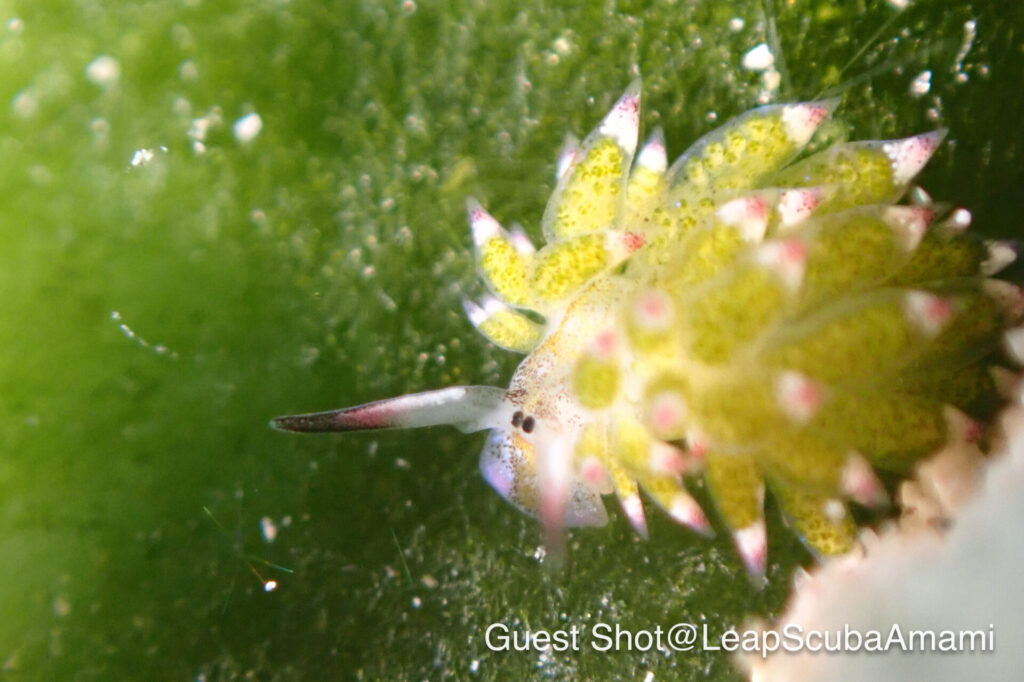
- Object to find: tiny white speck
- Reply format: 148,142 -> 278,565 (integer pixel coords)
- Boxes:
742,43 -> 774,70
179,59 -> 199,83
130,148 -> 155,166
469,660 -> 480,673
909,70 -> 931,96
7,17 -> 23,34
643,672 -> 656,682
728,17 -> 745,32
85,55 -> 120,88
411,596 -> 422,608
11,90 -> 37,118
53,595 -> 71,617
886,0 -> 911,8
233,112 -> 263,142
260,516 -> 277,543
264,580 -> 278,592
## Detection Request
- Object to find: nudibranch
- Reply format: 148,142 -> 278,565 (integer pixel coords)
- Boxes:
273,80 -> 1023,577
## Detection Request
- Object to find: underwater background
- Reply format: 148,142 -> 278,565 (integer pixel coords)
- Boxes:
0,0 -> 1021,679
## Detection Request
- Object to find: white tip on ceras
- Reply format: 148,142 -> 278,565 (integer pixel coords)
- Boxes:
989,366 -> 1020,400
908,185 -> 934,206
466,197 -> 504,248
620,492 -> 649,538
555,133 -> 580,181
598,79 -> 641,152
841,452 -> 888,508
774,371 -> 825,423
507,223 -> 536,255
781,99 -> 838,146
943,207 -> 973,233
635,127 -> 667,173
756,239 -> 807,292
982,279 -> 1024,320
776,188 -> 822,229
733,520 -> 768,579
982,240 -> 1018,276
1004,325 -> 1024,366
883,129 -> 947,185
462,298 -> 489,327
667,491 -> 713,536
883,205 -> 934,252
904,290 -> 956,337
717,195 -> 770,242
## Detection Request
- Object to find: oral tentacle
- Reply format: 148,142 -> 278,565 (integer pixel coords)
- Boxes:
271,386 -> 511,434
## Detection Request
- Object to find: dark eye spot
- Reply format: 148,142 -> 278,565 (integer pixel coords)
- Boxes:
521,416 -> 535,433
511,411 -> 524,427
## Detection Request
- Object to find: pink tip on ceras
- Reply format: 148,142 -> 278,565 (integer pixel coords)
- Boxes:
591,328 -> 621,359
598,80 -> 641,152
781,99 -> 837,146
904,290 -> 955,337
733,520 -> 767,578
633,289 -> 675,331
757,239 -> 807,292
623,231 -> 646,252
648,391 -> 688,440
635,127 -> 667,173
883,205 -> 934,251
717,195 -> 770,243
841,452 -> 888,508
943,405 -> 982,443
620,492 -> 649,538
883,129 -> 947,185
607,230 -> 647,261
579,455 -> 614,495
466,197 -> 504,248
648,441 -> 688,475
685,428 -> 710,460
777,188 -> 822,229
774,370 -> 824,423
556,132 -> 580,181
668,491 -> 713,536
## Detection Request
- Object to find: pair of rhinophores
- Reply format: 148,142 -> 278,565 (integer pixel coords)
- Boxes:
273,79 -> 1023,577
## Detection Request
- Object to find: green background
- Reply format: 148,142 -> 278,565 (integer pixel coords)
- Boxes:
0,0 -> 1020,679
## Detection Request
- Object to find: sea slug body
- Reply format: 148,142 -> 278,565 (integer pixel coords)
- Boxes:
273,80 -> 1022,577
